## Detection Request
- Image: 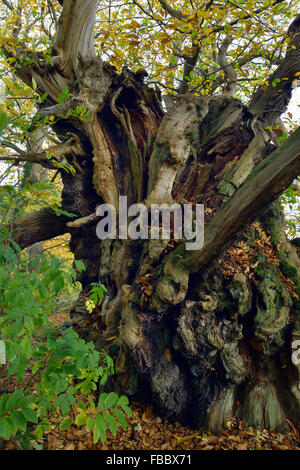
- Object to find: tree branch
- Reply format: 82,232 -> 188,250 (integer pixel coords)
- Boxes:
217,36 -> 237,97
249,14 -> 300,125
178,46 -> 201,94
1,0 -> 13,10
1,45 -> 68,102
158,0 -> 184,20
54,0 -> 100,78
168,127 -> 300,276
0,133 -> 87,168
10,207 -> 71,250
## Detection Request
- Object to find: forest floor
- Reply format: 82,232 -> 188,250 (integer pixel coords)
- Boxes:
40,401 -> 300,451
1,311 -> 300,451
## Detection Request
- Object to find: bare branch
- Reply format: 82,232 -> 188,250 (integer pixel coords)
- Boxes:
0,133 -> 87,168
1,0 -> 13,11
1,45 -> 69,102
12,0 -> 22,38
67,211 -> 98,228
0,155 -> 56,168
217,36 -> 237,97
158,0 -> 184,20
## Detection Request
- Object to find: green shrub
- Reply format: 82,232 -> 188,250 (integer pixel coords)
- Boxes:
0,231 -> 130,448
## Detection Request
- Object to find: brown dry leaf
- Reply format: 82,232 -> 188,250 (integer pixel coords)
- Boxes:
206,435 -> 219,444
105,336 -> 117,342
275,444 -> 290,450
142,407 -> 154,420
47,435 -> 63,450
161,442 -> 171,450
78,442 -> 86,450
64,442 -> 75,450
236,442 -> 248,450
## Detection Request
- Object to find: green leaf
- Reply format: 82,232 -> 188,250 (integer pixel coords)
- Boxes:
6,416 -> 18,435
119,405 -> 132,417
95,414 -> 106,444
97,393 -> 107,411
117,395 -> 129,407
0,112 -> 10,132
78,401 -> 87,411
88,396 -> 96,411
10,411 -> 27,432
272,78 -> 280,87
75,413 -> 87,426
0,394 -> 8,414
55,394 -> 70,416
17,395 -> 35,408
22,407 -> 38,423
6,389 -> 24,411
60,417 -> 72,431
16,355 -> 27,382
102,411 -> 117,436
0,417 -> 11,440
105,392 -> 119,409
112,409 -> 127,431
93,422 -> 100,444
75,260 -> 86,272
86,417 -> 94,432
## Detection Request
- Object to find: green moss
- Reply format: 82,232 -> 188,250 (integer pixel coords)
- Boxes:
229,276 -> 251,316
280,260 -> 297,279
218,178 -> 235,198
254,261 -> 292,349
243,383 -> 287,432
259,200 -> 284,244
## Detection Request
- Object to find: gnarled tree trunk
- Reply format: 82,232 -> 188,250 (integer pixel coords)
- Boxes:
5,1 -> 300,433
66,93 -> 300,433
